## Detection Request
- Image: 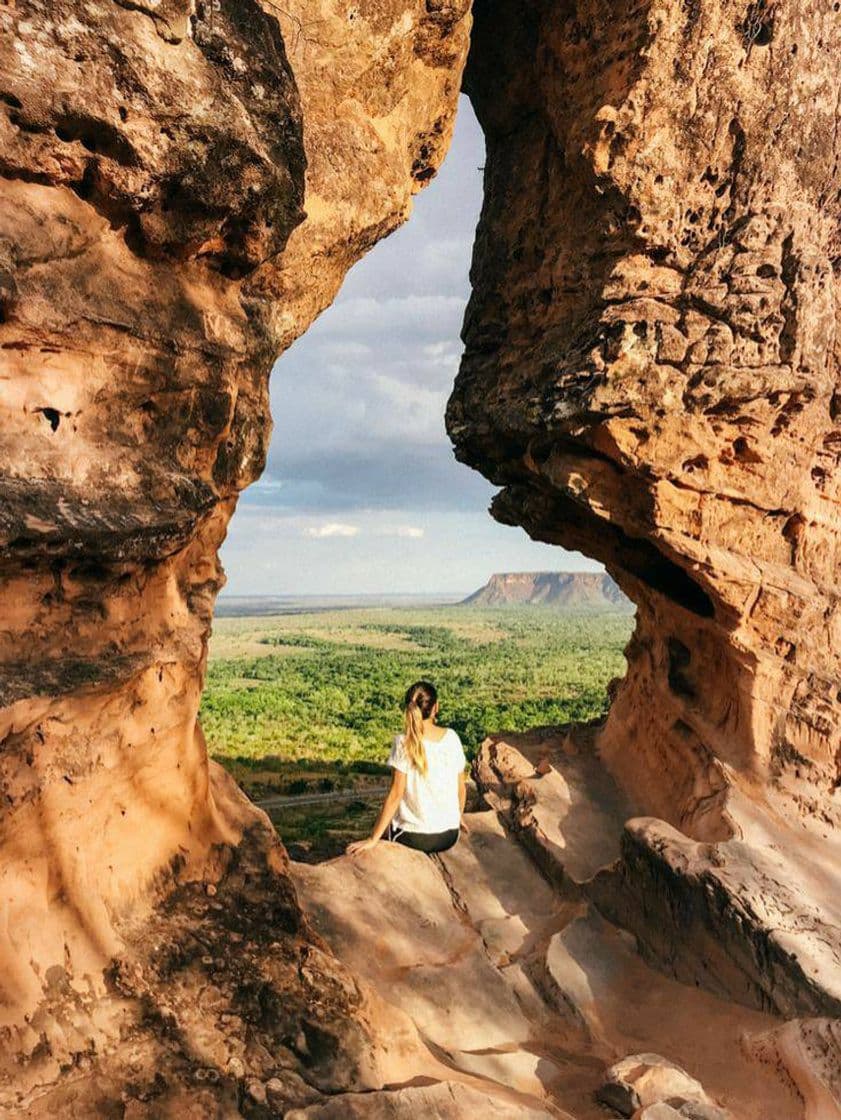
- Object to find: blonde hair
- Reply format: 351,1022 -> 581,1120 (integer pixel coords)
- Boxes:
402,680 -> 437,777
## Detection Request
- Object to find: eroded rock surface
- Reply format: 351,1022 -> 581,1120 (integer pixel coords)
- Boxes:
0,0 -> 469,1112
467,729 -> 841,1116
448,0 -> 841,837
293,783 -> 806,1118
4,0 -> 841,1114
446,0 -> 841,1105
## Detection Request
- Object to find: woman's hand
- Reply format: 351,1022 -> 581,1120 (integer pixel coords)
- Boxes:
347,770 -> 405,858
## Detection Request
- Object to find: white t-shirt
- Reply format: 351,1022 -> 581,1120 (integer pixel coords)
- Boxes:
387,727 -> 466,833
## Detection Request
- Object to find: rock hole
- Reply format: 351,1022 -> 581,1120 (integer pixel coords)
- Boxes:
608,521 -> 716,618
647,559 -> 714,617
732,436 -> 762,463
782,514 -> 805,559
682,454 -> 708,472
739,1 -> 775,47
71,164 -> 96,202
756,263 -> 776,278
775,636 -> 796,661
299,1021 -> 340,1066
0,92 -> 23,110
54,114 -> 136,165
36,407 -> 61,432
667,637 -> 696,699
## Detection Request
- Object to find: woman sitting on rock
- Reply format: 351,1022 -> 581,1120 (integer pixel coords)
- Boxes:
347,680 -> 467,856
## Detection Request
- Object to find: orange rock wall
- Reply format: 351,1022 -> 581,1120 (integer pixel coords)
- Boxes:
0,0 -> 469,1104
449,0 -> 841,838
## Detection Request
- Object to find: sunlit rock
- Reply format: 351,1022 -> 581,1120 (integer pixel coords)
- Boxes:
0,0 -> 469,1111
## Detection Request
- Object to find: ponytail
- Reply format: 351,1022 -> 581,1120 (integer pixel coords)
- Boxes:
401,680 -> 437,776
403,698 -> 428,776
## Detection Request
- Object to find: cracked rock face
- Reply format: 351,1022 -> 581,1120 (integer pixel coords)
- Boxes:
0,0 -> 468,1112
448,0 -> 841,841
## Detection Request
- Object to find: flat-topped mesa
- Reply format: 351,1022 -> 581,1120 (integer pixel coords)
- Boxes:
461,570 -> 631,608
448,0 -> 841,841
0,0 -> 469,1107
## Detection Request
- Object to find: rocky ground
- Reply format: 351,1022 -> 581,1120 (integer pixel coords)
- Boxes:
293,728 -> 840,1119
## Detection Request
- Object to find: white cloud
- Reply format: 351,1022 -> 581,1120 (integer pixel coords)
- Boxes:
221,508 -> 602,596
377,525 -> 425,539
302,522 -> 360,539
220,102 -> 598,594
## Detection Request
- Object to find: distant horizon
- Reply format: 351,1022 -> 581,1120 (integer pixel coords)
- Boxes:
216,569 -> 612,602
216,590 -> 467,602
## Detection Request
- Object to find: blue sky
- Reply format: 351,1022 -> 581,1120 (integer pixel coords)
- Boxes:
221,97 -> 601,596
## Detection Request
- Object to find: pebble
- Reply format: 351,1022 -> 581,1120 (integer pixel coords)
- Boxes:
227,1056 -> 245,1079
247,1079 -> 267,1103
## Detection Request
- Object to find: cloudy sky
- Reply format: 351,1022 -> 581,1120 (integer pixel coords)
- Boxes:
221,98 -> 600,596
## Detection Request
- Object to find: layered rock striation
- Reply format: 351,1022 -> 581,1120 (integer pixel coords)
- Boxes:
0,0 -> 469,1112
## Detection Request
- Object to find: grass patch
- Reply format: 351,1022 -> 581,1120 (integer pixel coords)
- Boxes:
205,606 -> 632,769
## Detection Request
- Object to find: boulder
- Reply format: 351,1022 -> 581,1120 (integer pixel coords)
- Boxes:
597,1053 -> 712,1116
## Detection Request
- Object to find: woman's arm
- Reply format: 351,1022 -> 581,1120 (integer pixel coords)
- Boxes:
458,770 -> 467,816
347,769 -> 407,855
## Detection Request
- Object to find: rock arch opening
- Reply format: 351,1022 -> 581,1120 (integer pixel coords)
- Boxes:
2,0 -> 841,1114
209,92 -> 630,853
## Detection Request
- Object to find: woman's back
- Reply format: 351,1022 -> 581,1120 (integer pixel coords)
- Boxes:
388,726 -> 465,834
347,679 -> 467,857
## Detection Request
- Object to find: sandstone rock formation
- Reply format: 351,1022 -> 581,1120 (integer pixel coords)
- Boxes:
4,0 -> 841,1114
448,0 -> 841,835
292,750 -> 807,1118
446,0 -> 841,1097
0,0 -> 469,1113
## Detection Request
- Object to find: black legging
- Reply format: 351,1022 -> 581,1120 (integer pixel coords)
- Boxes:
391,827 -> 459,853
